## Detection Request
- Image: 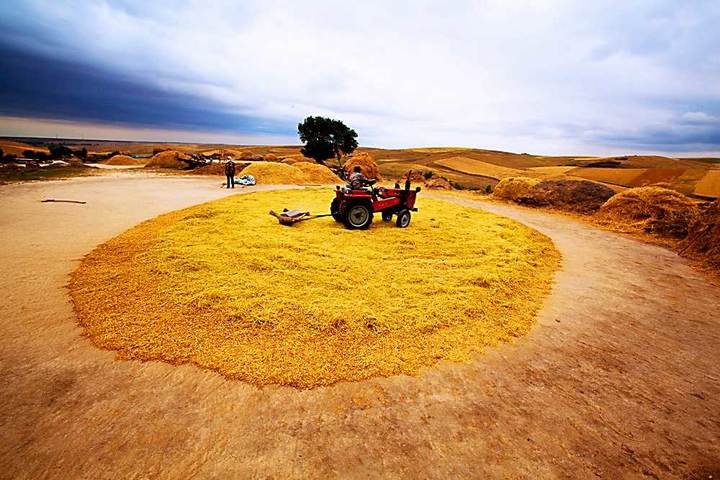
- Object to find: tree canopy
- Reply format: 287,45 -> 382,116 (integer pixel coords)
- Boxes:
48,144 -> 73,159
297,116 -> 358,165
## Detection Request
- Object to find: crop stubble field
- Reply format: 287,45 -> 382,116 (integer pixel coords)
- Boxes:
694,170 -> 720,198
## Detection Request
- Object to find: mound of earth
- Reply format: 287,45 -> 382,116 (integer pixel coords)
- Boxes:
424,177 -> 453,190
69,189 -> 559,388
519,179 -> 615,214
493,177 -> 540,201
104,155 -> 146,166
597,187 -> 699,238
680,200 -> 720,270
294,162 -> 340,184
241,162 -> 307,184
344,152 -> 380,180
145,150 -> 192,169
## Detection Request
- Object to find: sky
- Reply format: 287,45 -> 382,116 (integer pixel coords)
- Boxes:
0,0 -> 718,155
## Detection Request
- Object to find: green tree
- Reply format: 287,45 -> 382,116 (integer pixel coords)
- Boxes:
48,144 -> 72,159
74,147 -> 88,160
298,116 -> 358,166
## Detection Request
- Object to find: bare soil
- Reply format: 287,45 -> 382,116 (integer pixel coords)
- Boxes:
0,174 -> 719,479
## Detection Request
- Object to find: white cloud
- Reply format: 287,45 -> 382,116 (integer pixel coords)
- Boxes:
1,0 -> 719,154
681,111 -> 717,123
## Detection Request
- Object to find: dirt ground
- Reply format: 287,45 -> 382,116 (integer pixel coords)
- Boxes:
1,174 -> 719,479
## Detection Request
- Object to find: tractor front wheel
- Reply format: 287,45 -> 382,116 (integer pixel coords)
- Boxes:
344,203 -> 373,229
330,199 -> 343,223
396,209 -> 411,228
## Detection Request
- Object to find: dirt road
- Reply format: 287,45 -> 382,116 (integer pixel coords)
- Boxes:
1,175 -> 719,479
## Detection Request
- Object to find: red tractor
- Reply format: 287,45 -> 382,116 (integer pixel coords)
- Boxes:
330,178 -> 421,229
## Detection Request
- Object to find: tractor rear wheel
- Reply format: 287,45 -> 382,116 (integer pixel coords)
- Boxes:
381,211 -> 393,222
396,209 -> 411,228
330,199 -> 343,222
344,203 -> 373,229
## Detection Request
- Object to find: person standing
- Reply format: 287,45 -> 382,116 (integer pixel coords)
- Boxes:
224,158 -> 236,188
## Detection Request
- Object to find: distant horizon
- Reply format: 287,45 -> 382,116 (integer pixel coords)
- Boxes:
4,134 -> 719,160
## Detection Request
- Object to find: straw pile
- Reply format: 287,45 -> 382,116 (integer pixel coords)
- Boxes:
241,162 -> 307,184
344,152 -> 380,179
294,162 -> 341,184
69,189 -> 559,388
104,155 -> 146,166
519,179 -> 615,214
680,200 -> 720,270
597,187 -> 699,238
145,150 -> 191,169
493,177 -> 540,201
264,153 -> 278,162
190,162 -> 249,176
424,177 -> 453,190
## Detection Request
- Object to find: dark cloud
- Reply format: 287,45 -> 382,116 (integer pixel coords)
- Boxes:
586,116 -> 720,151
0,42 -> 293,135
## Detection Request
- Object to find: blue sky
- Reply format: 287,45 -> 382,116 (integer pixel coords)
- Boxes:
0,0 -> 718,155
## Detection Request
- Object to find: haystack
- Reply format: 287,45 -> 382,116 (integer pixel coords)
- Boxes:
680,200 -> 720,270
264,153 -> 279,162
519,179 -> 615,214
145,150 -> 191,169
598,187 -> 699,238
343,152 -> 380,180
424,177 -> 453,190
294,162 -> 340,184
241,162 -> 307,184
104,155 -> 146,166
493,177 -> 540,201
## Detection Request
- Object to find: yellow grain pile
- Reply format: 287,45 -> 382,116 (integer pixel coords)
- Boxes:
69,189 -> 559,388
344,152 -> 380,179
294,162 -> 340,184
680,200 -> 720,270
241,162 -> 307,184
264,153 -> 279,162
145,150 -> 190,169
493,177 -> 540,201
597,186 -> 699,238
104,155 -> 146,166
